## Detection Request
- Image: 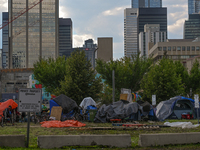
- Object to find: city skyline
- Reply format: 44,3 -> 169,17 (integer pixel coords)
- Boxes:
0,0 -> 189,59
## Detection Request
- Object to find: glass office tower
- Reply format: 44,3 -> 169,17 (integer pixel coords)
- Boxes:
124,8 -> 138,57
8,0 -> 59,68
188,0 -> 200,14
2,12 -> 9,69
132,0 -> 162,8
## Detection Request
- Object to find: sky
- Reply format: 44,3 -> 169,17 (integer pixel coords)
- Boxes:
0,0 -> 188,59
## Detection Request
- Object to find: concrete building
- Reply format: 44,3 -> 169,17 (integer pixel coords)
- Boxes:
0,69 -> 33,99
124,8 -> 138,57
8,0 -> 59,69
148,39 -> 200,66
72,39 -> 97,69
59,18 -> 72,57
139,24 -> 167,57
188,0 -> 200,15
2,12 -> 9,69
186,55 -> 200,73
97,37 -> 113,62
184,14 -> 200,39
132,0 -> 162,8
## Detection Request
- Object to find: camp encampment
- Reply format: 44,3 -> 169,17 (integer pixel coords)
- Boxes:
156,96 -> 196,121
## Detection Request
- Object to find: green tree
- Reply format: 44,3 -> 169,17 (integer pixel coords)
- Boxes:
141,58 -> 185,103
174,61 -> 189,95
54,50 -> 103,104
96,54 -> 153,101
33,56 -> 68,93
189,60 -> 200,96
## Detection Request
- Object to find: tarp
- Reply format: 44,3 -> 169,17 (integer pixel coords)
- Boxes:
49,100 -> 60,115
79,97 -> 96,109
94,100 -> 142,123
156,96 -> 195,121
0,99 -> 18,118
41,120 -> 86,128
53,94 -> 78,114
164,122 -> 199,129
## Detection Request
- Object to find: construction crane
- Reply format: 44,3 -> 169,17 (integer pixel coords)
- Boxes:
0,0 -> 43,30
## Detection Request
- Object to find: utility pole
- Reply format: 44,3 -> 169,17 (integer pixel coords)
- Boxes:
112,70 -> 115,103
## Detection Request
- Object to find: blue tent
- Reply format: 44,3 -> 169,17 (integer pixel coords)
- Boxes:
49,100 -> 61,115
156,96 -> 198,120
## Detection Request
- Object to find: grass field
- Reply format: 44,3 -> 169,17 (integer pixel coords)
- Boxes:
1,120 -> 200,150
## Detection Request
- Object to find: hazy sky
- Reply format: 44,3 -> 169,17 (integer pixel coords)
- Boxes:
0,0 -> 188,59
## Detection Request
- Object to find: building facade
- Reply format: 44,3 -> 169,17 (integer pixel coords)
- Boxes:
72,39 -> 97,69
97,37 -> 113,62
138,8 -> 167,34
8,0 -> 59,69
132,0 -> 162,8
59,18 -> 72,57
184,14 -> 200,39
2,12 -> 9,69
148,39 -> 200,66
139,24 -> 167,57
124,8 -> 138,57
188,0 -> 200,14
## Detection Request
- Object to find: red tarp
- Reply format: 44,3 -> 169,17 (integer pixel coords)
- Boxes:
0,99 -> 18,118
41,120 -> 86,128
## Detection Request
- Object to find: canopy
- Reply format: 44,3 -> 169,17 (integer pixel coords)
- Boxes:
79,97 -> 96,109
94,100 -> 142,123
0,99 -> 18,118
53,94 -> 78,114
156,96 -> 195,121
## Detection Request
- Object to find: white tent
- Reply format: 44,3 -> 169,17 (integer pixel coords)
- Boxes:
80,97 -> 96,109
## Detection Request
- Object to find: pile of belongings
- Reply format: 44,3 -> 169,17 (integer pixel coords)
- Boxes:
94,100 -> 143,123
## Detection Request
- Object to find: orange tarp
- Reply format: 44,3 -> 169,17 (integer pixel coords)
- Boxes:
41,120 -> 86,128
0,99 -> 18,118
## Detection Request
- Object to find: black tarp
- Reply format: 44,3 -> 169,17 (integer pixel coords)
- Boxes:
94,100 -> 143,123
53,94 -> 78,114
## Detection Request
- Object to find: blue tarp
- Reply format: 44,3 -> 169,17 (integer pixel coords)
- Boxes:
49,100 -> 61,115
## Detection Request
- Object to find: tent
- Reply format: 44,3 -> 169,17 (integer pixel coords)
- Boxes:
53,94 -> 78,114
79,97 -> 96,109
156,96 -> 195,121
0,99 -> 18,119
94,100 -> 143,123
49,100 -> 61,115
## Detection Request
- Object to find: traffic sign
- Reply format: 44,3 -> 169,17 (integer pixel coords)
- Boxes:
194,94 -> 199,108
18,88 -> 42,112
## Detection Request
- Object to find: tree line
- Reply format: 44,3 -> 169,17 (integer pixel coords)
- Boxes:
33,50 -> 200,105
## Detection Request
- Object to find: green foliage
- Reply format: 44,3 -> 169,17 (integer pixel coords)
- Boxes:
98,84 -> 113,105
189,60 -> 200,96
174,61 -> 189,95
33,56 -> 68,93
141,58 -> 185,103
54,50 -> 103,105
96,54 -> 153,101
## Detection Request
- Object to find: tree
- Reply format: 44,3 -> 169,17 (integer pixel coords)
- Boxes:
33,56 -> 68,93
174,61 -> 189,95
189,60 -> 200,96
54,50 -> 103,105
141,58 -> 185,103
96,54 -> 153,101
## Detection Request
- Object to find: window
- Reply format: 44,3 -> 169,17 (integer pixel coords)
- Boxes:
187,46 -> 190,51
196,46 -> 200,51
177,46 -> 181,51
163,47 -> 167,51
158,47 -> 162,51
168,47 -> 171,51
182,46 -> 185,51
173,46 -> 176,51
192,46 -> 195,51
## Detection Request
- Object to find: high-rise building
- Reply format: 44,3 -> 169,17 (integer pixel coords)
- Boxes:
97,37 -> 113,62
59,18 -> 72,57
188,0 -> 200,14
72,39 -> 97,69
139,24 -> 167,57
8,0 -> 59,69
132,0 -> 162,8
138,8 -> 167,34
184,14 -> 200,39
124,8 -> 138,57
2,12 -> 9,69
